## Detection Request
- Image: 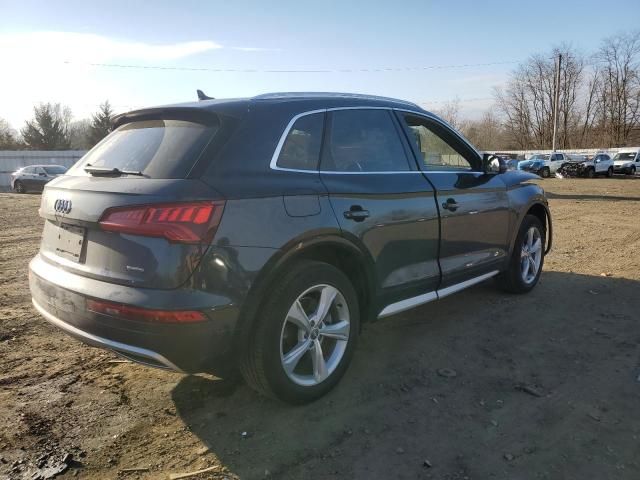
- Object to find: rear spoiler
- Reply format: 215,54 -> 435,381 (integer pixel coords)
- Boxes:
112,107 -> 220,129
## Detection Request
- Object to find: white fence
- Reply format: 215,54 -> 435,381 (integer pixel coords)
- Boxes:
0,150 -> 86,189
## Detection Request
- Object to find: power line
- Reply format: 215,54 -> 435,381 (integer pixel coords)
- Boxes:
62,59 -> 518,74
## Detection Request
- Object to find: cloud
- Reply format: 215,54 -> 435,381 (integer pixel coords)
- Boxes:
0,31 -> 276,128
0,31 -> 226,128
0,31 -> 221,64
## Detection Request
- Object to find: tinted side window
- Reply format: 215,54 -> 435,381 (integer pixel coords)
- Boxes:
276,112 -> 324,170
323,109 -> 409,172
23,167 -> 34,174
401,115 -> 473,171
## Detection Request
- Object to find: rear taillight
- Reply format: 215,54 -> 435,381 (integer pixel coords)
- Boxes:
99,201 -> 225,244
87,299 -> 206,323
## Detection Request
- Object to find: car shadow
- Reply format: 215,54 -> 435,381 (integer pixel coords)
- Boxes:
172,271 -> 640,480
545,192 -> 640,202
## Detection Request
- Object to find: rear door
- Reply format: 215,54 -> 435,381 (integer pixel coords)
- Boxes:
319,108 -> 441,307
34,166 -> 49,191
396,112 -> 509,288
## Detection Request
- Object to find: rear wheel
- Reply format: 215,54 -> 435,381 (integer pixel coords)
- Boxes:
241,260 -> 359,404
607,167 -> 613,178
540,167 -> 550,178
496,215 -> 545,294
14,181 -> 25,194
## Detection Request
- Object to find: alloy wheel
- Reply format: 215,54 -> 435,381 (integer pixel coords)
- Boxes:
520,226 -> 542,284
279,284 -> 350,387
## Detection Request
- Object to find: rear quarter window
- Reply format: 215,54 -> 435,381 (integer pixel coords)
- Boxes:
71,119 -> 217,179
276,113 -> 324,170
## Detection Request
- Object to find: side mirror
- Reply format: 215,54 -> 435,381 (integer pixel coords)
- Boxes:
39,172 -> 46,177
483,154 -> 507,174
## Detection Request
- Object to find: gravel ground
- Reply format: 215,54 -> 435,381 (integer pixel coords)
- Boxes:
1,177 -> 639,480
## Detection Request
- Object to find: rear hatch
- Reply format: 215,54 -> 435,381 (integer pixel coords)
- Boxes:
38,108 -> 234,289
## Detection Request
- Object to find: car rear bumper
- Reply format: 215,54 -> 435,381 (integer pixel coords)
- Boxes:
29,254 -> 241,374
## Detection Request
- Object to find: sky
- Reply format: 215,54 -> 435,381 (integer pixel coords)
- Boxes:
1,0 -> 639,129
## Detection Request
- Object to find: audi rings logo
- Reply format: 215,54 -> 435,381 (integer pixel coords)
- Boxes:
54,199 -> 72,214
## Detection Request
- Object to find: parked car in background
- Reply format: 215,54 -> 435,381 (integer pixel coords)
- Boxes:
557,153 -> 613,178
612,150 -> 640,175
11,165 -> 68,193
518,158 -> 546,176
28,92 -> 552,404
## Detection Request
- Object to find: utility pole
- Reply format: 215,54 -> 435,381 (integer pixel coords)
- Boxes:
551,53 -> 562,152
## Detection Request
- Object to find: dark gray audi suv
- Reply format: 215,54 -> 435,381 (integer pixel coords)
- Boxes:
29,92 -> 552,403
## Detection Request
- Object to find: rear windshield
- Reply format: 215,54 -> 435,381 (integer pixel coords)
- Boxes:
72,119 -> 217,178
43,166 -> 67,175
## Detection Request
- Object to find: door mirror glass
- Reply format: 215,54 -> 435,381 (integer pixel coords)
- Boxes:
483,154 -> 507,174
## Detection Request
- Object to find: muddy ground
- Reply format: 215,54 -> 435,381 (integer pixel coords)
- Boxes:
1,177 -> 639,480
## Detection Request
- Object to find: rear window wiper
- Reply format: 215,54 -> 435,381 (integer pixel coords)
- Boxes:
84,165 -> 145,177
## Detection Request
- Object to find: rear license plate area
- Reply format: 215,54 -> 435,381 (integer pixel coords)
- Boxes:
54,223 -> 86,262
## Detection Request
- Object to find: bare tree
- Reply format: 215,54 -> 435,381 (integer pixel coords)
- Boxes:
593,31 -> 640,146
434,98 -> 463,130
461,109 -> 505,150
495,45 -> 586,150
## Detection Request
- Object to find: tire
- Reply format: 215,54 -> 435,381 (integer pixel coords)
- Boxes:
607,167 -> 613,178
540,167 -> 550,178
495,215 -> 545,294
630,166 -> 636,176
586,168 -> 595,178
13,181 -> 25,194
240,260 -> 360,404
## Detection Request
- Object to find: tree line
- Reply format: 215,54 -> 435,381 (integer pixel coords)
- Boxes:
0,101 -> 114,151
434,30 -> 640,151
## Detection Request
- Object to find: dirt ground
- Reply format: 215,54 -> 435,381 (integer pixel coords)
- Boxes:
1,177 -> 639,480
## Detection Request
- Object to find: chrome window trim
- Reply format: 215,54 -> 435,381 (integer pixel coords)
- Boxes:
377,270 -> 499,318
269,106 -> 482,174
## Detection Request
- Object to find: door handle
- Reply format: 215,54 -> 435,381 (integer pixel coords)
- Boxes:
442,198 -> 458,212
343,206 -> 370,222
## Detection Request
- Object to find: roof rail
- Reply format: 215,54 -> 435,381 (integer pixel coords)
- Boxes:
252,92 -> 421,108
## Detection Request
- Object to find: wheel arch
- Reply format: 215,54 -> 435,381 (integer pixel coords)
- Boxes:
232,235 -> 376,361
509,200 -> 553,257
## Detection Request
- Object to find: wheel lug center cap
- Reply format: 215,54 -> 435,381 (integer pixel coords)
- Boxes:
310,328 -> 319,340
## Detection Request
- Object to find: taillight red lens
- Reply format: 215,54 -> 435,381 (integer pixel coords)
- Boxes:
87,299 -> 206,324
99,201 -> 225,244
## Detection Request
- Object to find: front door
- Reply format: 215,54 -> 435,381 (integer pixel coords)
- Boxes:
396,111 -> 510,288
319,108 -> 441,308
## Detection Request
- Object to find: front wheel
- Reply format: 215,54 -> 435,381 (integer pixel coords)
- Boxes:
14,181 -> 26,193
629,166 -> 636,176
586,168 -> 595,178
540,167 -> 550,178
607,167 -> 613,178
241,260 -> 359,404
496,215 -> 545,294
